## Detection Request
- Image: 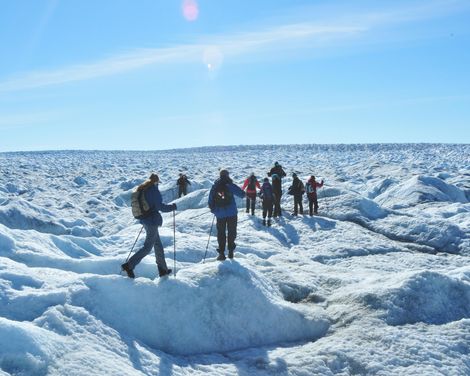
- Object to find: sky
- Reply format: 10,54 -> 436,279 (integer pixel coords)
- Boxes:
1,0 -> 470,152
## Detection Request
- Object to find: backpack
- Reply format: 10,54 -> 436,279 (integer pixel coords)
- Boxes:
261,183 -> 273,201
212,183 -> 233,208
247,175 -> 257,191
131,188 -> 151,219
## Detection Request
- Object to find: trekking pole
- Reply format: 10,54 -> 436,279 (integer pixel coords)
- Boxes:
203,215 -> 216,263
125,225 -> 144,263
173,210 -> 176,277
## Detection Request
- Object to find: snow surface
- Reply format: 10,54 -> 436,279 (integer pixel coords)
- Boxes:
0,144 -> 469,375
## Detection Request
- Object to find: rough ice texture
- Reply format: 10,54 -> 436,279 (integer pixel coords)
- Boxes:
0,144 -> 469,375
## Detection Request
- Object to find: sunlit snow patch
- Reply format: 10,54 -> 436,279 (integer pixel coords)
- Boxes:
72,260 -> 329,355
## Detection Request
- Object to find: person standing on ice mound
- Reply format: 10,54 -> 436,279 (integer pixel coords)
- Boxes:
306,175 -> 324,216
267,161 -> 286,182
208,169 -> 245,261
271,173 -> 283,217
122,173 -> 176,279
176,173 -> 191,198
241,172 -> 261,215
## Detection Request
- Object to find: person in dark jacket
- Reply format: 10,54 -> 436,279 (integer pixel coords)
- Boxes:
241,172 -> 261,215
122,173 -> 176,278
288,173 -> 305,216
306,175 -> 324,215
271,173 -> 282,217
267,161 -> 286,181
176,173 -> 191,198
208,169 -> 245,260
259,177 -> 274,226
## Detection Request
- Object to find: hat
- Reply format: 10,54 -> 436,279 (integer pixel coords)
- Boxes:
263,177 -> 269,182
292,172 -> 297,178
149,173 -> 159,182
219,169 -> 229,177
274,161 -> 279,166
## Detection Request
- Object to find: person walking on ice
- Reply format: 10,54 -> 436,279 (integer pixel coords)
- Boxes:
306,175 -> 324,215
241,172 -> 260,215
288,173 -> 305,216
208,169 -> 245,260
259,177 -> 274,226
122,173 -> 176,278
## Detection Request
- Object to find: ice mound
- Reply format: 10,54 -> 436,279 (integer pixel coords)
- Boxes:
375,176 -> 468,209
0,226 -> 15,254
328,193 -> 389,222
364,271 -> 470,325
0,317 -> 60,375
72,260 -> 329,355
0,200 -> 100,237
372,215 -> 465,254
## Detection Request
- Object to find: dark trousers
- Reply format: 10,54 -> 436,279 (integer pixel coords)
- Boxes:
245,194 -> 256,214
216,215 -> 238,254
178,186 -> 187,198
273,194 -> 282,217
262,199 -> 273,219
293,194 -> 303,215
309,196 -> 319,215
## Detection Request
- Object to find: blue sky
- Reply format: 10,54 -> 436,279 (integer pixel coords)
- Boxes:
1,0 -> 469,151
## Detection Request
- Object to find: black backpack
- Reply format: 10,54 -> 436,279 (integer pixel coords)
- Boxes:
212,183 -> 233,208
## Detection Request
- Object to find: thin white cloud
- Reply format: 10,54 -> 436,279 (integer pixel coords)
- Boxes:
0,111 -> 60,129
0,0 -> 467,93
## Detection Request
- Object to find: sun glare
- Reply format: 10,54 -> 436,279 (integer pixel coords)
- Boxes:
182,0 -> 199,21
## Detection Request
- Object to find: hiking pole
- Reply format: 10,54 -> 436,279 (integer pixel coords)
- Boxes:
125,225 -> 144,263
173,210 -> 176,278
203,215 -> 216,263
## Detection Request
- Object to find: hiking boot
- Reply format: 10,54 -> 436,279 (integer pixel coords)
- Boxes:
158,266 -> 172,277
217,253 -> 226,261
228,249 -> 234,259
246,209 -> 249,213
267,219 -> 272,227
121,263 -> 135,279
262,219 -> 266,226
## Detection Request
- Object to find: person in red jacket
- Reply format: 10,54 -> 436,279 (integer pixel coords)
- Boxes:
241,172 -> 261,215
305,175 -> 324,215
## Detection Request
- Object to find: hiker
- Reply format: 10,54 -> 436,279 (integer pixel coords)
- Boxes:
267,161 -> 286,181
241,172 -> 261,215
268,162 -> 286,217
259,177 -> 274,226
176,173 -> 191,198
288,173 -> 305,216
208,169 -> 245,260
271,174 -> 282,217
122,173 -> 176,278
306,175 -> 324,215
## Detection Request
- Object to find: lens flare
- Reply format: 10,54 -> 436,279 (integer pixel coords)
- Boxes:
182,0 -> 199,21
203,46 -> 224,72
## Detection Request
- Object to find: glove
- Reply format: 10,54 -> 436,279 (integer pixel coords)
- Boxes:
172,203 -> 177,211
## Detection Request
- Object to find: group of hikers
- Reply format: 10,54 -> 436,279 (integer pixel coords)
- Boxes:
121,162 -> 324,279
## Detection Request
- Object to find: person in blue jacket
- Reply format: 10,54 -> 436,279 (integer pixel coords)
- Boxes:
208,169 -> 245,260
122,173 -> 176,278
